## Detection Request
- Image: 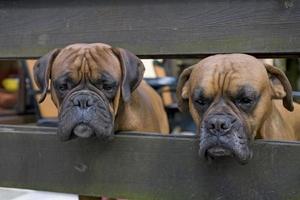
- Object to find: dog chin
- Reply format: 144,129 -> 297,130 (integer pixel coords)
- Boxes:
206,146 -> 233,157
199,133 -> 252,164
200,145 -> 252,165
72,123 -> 94,138
58,121 -> 114,141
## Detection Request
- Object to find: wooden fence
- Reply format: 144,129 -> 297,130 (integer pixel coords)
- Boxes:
0,1 -> 300,199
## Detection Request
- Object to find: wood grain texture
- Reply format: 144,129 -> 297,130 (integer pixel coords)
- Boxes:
0,125 -> 299,199
0,0 -> 300,58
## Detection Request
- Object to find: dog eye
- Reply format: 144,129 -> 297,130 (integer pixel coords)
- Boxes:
195,97 -> 210,107
196,99 -> 206,106
235,96 -> 256,111
59,83 -> 68,91
102,84 -> 114,92
238,97 -> 253,105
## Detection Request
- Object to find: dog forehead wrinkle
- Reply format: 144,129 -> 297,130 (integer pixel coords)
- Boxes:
207,58 -> 237,96
84,47 -> 121,81
200,58 -> 264,99
191,66 -> 217,97
191,68 -> 226,99
52,49 -> 80,76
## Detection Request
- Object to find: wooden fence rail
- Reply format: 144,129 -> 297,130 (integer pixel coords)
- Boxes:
0,125 -> 299,199
0,0 -> 300,59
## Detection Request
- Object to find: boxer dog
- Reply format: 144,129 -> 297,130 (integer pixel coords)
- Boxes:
33,43 -> 169,141
177,54 -> 300,164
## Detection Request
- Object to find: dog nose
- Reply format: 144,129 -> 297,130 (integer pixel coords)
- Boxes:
72,95 -> 94,109
206,115 -> 232,135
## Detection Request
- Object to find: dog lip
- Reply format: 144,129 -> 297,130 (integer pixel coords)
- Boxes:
72,123 -> 94,138
206,146 -> 233,157
201,144 -> 251,165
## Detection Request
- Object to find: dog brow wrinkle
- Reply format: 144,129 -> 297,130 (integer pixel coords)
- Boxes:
212,66 -> 219,94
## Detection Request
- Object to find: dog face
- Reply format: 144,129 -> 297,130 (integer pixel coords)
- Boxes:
34,43 -> 144,141
177,54 -> 293,164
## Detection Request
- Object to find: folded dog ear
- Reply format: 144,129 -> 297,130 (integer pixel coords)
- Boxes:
176,66 -> 194,112
112,48 -> 145,102
33,49 -> 61,103
264,63 -> 294,111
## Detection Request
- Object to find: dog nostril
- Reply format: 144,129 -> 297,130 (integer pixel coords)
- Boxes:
86,98 -> 93,107
206,116 -> 232,134
72,96 -> 93,109
220,123 -> 229,130
73,99 -> 80,107
209,123 -> 215,130
221,122 -> 228,129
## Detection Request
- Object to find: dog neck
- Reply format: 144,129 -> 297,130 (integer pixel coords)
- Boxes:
113,88 -> 142,132
258,100 -> 296,140
113,81 -> 169,134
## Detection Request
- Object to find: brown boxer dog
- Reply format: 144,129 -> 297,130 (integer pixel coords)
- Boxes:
33,43 -> 169,141
177,54 -> 300,164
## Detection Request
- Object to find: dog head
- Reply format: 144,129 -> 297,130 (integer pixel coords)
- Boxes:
177,54 -> 293,164
34,43 -> 144,141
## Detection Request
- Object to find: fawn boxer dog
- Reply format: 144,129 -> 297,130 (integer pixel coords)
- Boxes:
34,43 -> 169,200
177,54 -> 300,164
34,43 -> 169,141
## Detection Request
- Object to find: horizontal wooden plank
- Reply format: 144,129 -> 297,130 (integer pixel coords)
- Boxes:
0,125 -> 299,199
293,91 -> 300,99
0,0 -> 300,58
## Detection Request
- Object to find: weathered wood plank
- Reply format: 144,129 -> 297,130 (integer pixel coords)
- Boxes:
0,0 -> 300,58
0,125 -> 299,199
